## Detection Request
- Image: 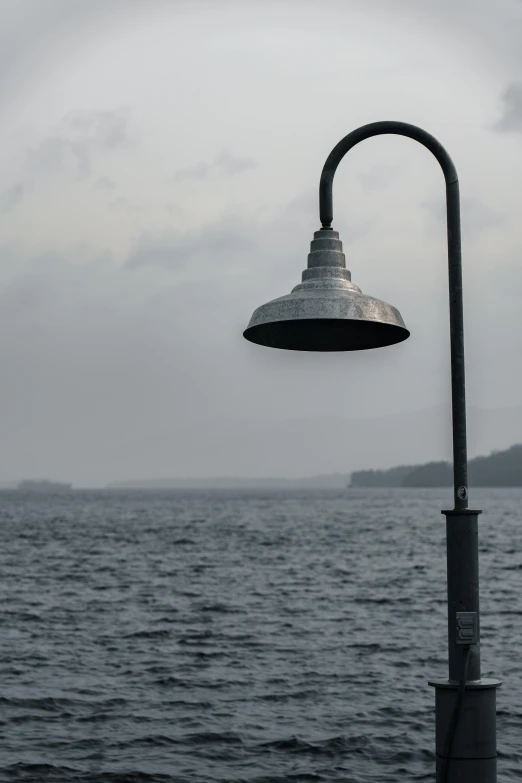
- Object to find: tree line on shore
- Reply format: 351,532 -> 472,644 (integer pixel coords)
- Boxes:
350,443 -> 522,487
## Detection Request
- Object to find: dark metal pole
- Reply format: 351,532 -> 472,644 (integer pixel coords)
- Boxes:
318,122 -> 501,782
320,121 -> 468,510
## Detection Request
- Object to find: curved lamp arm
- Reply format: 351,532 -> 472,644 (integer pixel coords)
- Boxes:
319,121 -> 467,511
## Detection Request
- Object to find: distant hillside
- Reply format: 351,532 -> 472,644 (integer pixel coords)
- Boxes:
351,444 -> 522,487
345,465 -> 416,488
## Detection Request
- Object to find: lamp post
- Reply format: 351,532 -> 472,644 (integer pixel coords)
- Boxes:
243,121 -> 501,783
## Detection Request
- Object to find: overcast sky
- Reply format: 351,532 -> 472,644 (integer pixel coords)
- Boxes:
1,0 -> 522,486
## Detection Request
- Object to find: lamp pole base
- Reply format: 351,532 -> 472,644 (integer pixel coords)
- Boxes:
428,677 -> 502,783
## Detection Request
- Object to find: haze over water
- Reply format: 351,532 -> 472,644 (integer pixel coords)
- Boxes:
1,488 -> 520,782
1,0 -> 522,487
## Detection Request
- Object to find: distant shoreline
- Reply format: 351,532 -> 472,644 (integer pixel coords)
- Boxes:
106,443 -> 522,489
350,443 -> 522,487
3,443 -> 522,490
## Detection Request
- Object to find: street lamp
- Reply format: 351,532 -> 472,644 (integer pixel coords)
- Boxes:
243,121 -> 501,783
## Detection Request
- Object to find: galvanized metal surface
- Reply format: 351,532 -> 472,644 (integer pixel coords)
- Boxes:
243,229 -> 409,351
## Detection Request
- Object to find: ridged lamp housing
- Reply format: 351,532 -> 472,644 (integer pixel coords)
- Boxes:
243,228 -> 410,351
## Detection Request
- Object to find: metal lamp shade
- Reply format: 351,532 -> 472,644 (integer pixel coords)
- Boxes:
243,229 -> 409,352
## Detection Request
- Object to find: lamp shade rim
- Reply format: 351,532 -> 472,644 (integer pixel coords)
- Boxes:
243,317 -> 410,351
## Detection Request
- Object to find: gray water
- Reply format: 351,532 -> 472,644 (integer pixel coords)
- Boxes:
0,487 -> 520,782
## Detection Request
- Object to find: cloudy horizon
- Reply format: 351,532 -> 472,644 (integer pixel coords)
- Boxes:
1,0 -> 522,487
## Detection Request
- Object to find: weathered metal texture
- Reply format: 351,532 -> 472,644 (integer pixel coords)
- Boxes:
428,678 -> 502,782
319,120 -> 469,510
243,229 -> 409,351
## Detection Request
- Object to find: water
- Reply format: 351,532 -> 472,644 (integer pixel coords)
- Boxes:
0,487 -> 521,782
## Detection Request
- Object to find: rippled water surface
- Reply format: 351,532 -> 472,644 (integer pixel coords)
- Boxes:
0,487 -> 521,782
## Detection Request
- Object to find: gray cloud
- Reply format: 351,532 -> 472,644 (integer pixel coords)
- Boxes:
0,180 -> 518,486
0,187 -> 372,486
421,196 -> 506,238
171,160 -> 209,182
214,150 -> 258,175
28,108 -> 135,179
125,187 -> 374,279
0,182 -> 25,213
171,150 -> 257,183
493,83 -> 522,133
0,0 -> 152,116
357,163 -> 402,190
109,196 -> 143,217
125,217 -> 255,270
94,176 -> 116,191
2,0 -> 522,486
